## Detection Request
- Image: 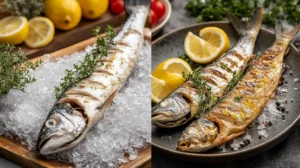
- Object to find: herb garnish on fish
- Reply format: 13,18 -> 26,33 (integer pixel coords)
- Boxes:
234,96 -> 243,102
54,26 -> 116,98
183,67 -> 215,117
227,70 -> 244,91
0,44 -> 42,97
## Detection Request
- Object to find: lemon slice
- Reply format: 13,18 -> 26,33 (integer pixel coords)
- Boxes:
24,17 -> 55,48
200,27 -> 230,55
153,58 -> 192,76
151,75 -> 175,103
0,16 -> 28,45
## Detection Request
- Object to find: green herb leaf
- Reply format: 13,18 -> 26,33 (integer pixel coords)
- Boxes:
54,26 -> 116,98
183,66 -> 215,117
2,0 -> 44,18
234,96 -> 244,102
227,70 -> 244,92
0,44 -> 42,96
185,0 -> 300,27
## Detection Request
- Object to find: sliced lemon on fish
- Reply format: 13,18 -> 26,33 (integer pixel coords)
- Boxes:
200,27 -> 230,55
24,17 -> 55,48
184,29 -> 229,64
153,70 -> 185,89
0,16 -> 29,45
152,58 -> 192,76
151,75 -> 175,103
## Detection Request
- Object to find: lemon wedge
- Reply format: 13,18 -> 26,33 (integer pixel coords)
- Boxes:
24,17 -> 55,48
184,28 -> 230,64
153,58 -> 192,76
200,27 -> 230,55
153,70 -> 185,89
151,75 -> 175,103
0,16 -> 28,45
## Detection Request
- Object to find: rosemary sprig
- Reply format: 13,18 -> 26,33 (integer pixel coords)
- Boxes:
226,70 -> 244,91
0,44 -> 42,96
183,67 -> 215,118
54,26 -> 116,98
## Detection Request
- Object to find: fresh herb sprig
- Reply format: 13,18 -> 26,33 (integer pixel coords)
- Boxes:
0,44 -> 42,96
183,67 -> 215,117
54,26 -> 116,98
2,0 -> 44,18
226,70 -> 244,91
185,0 -> 300,27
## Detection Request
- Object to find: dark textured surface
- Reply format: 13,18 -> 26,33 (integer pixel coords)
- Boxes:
152,0 -> 300,167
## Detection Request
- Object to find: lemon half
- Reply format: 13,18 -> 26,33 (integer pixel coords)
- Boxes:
25,17 -> 55,48
0,16 -> 28,45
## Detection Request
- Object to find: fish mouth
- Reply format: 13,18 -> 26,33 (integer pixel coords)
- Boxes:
37,133 -> 82,155
177,139 -> 210,152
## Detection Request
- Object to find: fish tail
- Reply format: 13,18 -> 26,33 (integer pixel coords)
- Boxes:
226,7 -> 264,37
275,20 -> 300,41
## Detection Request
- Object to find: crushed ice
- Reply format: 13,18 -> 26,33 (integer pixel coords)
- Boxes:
0,42 -> 151,167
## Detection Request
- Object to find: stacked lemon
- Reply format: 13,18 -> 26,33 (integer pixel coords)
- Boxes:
184,27 -> 230,64
151,58 -> 192,103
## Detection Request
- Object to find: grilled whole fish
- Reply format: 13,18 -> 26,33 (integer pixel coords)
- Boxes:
152,8 -> 264,128
178,23 -> 300,152
37,6 -> 148,155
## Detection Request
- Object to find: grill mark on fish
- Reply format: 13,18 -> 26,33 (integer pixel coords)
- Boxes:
65,90 -> 99,101
225,57 -> 238,67
231,50 -> 244,61
79,83 -> 104,89
83,79 -> 106,87
108,48 -> 124,54
93,69 -> 114,76
206,68 -> 228,81
124,28 -> 142,36
115,41 -> 130,47
202,76 -> 218,86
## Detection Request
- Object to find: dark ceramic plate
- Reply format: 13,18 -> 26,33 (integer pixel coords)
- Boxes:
151,21 -> 300,162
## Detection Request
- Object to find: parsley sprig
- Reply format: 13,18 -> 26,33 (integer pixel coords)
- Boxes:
0,44 -> 42,96
183,67 -> 215,117
185,0 -> 300,27
54,26 -> 116,98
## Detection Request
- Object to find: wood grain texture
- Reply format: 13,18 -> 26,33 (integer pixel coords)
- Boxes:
0,29 -> 151,168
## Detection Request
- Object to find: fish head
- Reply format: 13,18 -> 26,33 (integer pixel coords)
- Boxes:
177,118 -> 218,152
152,93 -> 191,128
37,103 -> 86,155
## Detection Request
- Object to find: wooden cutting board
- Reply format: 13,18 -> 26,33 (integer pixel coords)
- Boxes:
0,29 -> 151,168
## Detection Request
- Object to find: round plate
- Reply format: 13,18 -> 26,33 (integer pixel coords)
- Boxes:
151,0 -> 172,37
151,21 -> 300,162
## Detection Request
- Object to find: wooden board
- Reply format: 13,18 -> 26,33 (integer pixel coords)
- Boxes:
0,29 -> 151,168
21,11 -> 126,59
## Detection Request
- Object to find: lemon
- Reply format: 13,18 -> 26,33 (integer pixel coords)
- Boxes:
44,0 -> 82,30
78,0 -> 108,19
152,58 -> 192,77
0,16 -> 28,45
24,17 -> 55,48
200,27 -> 230,56
153,70 -> 185,89
151,75 -> 175,103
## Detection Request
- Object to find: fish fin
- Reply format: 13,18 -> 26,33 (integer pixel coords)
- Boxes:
226,7 -> 264,36
217,131 -> 245,146
275,21 -> 300,41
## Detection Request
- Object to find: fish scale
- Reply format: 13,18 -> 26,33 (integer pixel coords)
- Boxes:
152,8 -> 264,128
178,24 -> 300,152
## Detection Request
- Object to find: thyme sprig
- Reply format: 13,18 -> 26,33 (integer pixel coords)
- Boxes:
54,26 -> 116,98
183,67 -> 215,118
2,0 -> 44,18
234,96 -> 244,102
0,44 -> 42,96
227,70 -> 244,91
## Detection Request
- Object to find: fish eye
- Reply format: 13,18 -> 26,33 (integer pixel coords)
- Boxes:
45,119 -> 56,128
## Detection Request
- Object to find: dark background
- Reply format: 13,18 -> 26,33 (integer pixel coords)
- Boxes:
152,0 -> 300,168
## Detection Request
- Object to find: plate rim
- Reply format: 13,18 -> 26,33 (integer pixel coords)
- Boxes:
151,21 -> 300,159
